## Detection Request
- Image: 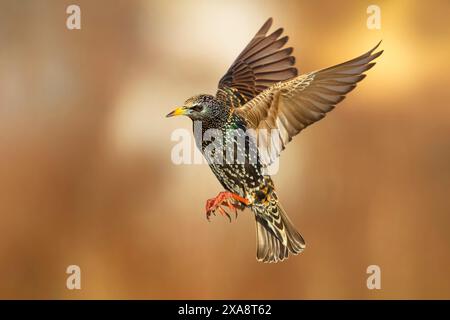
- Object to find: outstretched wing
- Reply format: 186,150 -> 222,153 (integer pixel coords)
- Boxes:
216,18 -> 298,108
235,42 -> 383,166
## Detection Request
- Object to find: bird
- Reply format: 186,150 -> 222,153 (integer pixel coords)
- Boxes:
166,18 -> 382,263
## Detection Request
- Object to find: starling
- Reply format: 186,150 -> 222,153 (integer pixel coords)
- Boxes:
167,18 -> 382,263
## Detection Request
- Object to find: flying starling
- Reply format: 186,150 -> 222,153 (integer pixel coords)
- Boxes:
167,18 -> 382,263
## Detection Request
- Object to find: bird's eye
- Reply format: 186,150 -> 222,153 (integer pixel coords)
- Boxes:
192,104 -> 203,112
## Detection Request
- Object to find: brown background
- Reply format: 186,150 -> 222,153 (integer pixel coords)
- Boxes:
0,0 -> 449,299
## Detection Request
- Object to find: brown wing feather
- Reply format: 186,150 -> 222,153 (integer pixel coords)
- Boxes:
236,42 -> 383,166
217,18 -> 298,108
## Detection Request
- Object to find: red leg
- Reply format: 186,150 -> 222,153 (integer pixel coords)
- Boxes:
205,191 -> 249,222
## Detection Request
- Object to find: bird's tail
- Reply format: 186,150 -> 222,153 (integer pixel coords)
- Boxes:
254,197 -> 305,263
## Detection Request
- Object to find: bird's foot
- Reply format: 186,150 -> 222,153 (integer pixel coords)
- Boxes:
205,192 -> 249,222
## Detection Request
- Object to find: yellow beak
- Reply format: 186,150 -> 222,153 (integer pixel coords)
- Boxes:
166,106 -> 188,118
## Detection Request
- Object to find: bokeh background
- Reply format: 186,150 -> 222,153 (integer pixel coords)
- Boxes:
0,0 -> 449,299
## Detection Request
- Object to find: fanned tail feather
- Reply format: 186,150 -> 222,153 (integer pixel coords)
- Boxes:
254,199 -> 305,263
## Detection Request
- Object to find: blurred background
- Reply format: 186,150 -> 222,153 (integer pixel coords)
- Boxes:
0,0 -> 449,299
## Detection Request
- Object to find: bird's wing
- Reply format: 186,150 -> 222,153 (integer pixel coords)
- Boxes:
235,42 -> 383,166
216,18 -> 298,108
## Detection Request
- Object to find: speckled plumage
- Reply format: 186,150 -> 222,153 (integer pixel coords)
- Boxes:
183,94 -> 306,262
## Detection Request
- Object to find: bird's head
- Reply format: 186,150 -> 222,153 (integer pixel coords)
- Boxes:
166,94 -> 226,122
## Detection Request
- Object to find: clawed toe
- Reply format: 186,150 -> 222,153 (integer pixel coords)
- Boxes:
204,192 -> 247,222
